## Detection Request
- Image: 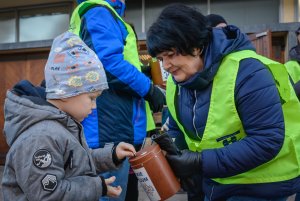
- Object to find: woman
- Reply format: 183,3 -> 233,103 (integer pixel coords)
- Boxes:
147,4 -> 300,201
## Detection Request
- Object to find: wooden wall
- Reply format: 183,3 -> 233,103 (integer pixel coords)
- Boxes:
0,51 -> 48,164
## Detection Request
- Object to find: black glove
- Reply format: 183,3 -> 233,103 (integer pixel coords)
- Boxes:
180,175 -> 204,201
151,132 -> 181,155
166,149 -> 202,178
180,177 -> 196,191
144,84 -> 165,113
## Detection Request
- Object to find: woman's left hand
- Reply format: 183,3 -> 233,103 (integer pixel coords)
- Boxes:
166,150 -> 202,177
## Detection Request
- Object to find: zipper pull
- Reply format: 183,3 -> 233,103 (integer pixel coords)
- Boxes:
64,150 -> 74,170
69,150 -> 73,169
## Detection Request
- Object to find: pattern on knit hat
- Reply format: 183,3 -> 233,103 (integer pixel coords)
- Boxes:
45,31 -> 108,99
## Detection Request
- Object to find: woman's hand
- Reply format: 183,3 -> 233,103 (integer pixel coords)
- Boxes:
105,176 -> 122,197
115,142 -> 136,160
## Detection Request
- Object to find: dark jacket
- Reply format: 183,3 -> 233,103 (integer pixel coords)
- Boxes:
289,44 -> 300,62
168,26 -> 300,200
288,45 -> 300,96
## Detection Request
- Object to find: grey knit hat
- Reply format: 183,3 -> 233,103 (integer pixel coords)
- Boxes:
45,31 -> 108,99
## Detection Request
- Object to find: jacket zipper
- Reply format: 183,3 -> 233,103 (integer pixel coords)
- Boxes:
193,90 -> 201,140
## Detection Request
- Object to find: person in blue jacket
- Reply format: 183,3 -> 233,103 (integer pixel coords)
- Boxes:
285,27 -> 300,100
71,0 -> 165,201
148,4 -> 300,201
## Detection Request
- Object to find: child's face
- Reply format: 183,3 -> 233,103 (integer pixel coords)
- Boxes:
61,91 -> 101,122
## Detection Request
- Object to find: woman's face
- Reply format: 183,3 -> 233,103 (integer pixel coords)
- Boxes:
156,48 -> 204,82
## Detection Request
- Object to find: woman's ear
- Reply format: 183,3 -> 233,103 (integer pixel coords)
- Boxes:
193,48 -> 203,56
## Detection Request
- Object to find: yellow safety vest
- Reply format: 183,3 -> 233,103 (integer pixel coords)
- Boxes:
167,50 -> 300,184
285,60 -> 300,83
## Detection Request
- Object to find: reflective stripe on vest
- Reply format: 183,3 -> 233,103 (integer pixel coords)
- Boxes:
285,60 -> 300,83
167,50 -> 300,184
70,0 -> 155,131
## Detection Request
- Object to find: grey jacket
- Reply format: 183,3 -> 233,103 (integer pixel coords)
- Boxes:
2,90 -> 118,201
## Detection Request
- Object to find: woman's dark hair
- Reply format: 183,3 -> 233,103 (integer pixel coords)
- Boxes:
147,3 -> 212,57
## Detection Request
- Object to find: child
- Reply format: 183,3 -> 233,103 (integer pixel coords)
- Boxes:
1,31 -> 136,201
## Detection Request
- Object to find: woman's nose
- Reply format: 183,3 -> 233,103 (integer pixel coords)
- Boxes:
163,60 -> 171,72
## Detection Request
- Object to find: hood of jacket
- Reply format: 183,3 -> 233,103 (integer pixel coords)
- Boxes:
289,45 -> 300,62
4,80 -> 75,146
77,0 -> 126,17
177,25 -> 255,90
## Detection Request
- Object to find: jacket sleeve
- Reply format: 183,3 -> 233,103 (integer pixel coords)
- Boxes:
90,143 -> 119,174
202,58 -> 285,178
13,130 -> 103,201
168,114 -> 189,150
81,7 -> 151,98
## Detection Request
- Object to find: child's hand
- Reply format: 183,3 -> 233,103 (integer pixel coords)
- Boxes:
116,142 -> 136,160
105,176 -> 122,197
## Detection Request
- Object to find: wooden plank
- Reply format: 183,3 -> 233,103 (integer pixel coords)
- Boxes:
248,30 -> 272,59
0,51 -> 48,165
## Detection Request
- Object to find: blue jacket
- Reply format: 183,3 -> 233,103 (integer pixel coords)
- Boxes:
168,26 -> 300,200
288,45 -> 300,97
79,1 -> 151,148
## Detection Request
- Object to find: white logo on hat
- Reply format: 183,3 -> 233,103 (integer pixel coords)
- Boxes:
54,47 -> 63,53
55,89 -> 66,95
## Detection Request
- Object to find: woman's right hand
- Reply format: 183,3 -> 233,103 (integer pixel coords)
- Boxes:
105,176 -> 122,197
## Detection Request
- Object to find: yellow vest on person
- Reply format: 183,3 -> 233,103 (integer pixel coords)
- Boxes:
285,60 -> 300,83
167,50 -> 300,184
70,0 -> 155,131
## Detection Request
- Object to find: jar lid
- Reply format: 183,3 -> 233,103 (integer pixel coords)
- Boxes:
129,144 -> 160,166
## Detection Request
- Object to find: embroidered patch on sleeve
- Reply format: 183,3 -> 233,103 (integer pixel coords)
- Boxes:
33,149 -> 52,169
41,174 -> 57,192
